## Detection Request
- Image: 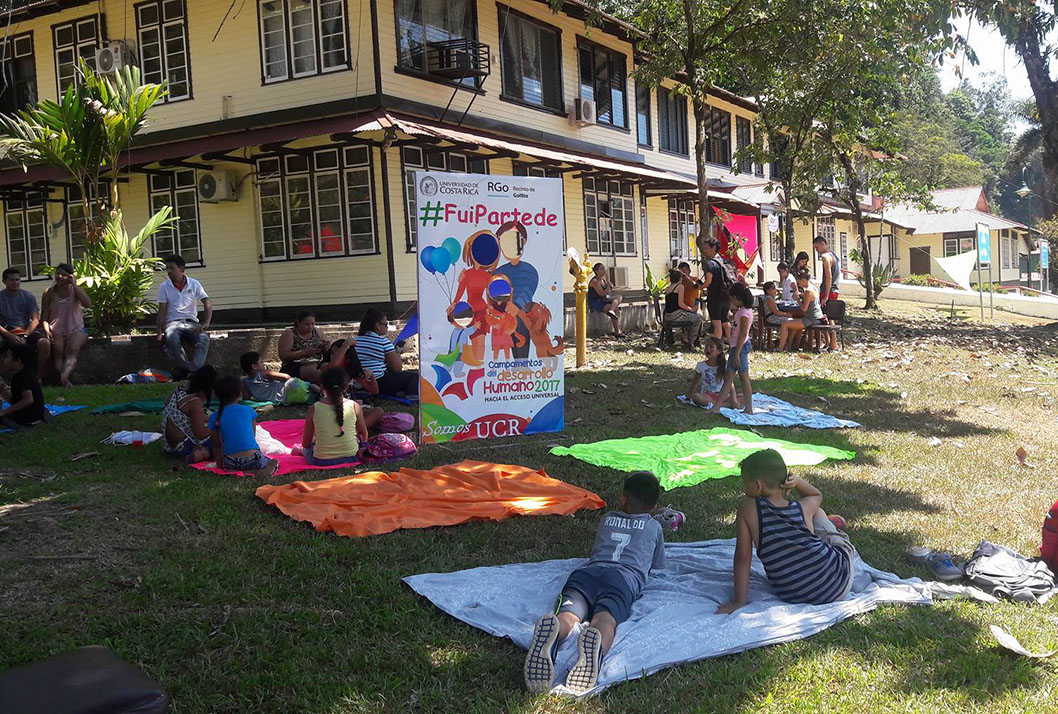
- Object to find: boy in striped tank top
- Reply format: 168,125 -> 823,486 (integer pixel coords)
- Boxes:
716,449 -> 856,614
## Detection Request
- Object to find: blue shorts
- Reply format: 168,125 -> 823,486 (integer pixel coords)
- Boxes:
558,563 -> 636,624
727,341 -> 751,373
303,445 -> 358,466
222,451 -> 270,471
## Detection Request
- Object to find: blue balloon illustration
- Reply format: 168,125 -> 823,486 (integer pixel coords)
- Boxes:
421,245 -> 437,273
431,246 -> 452,274
442,237 -> 461,263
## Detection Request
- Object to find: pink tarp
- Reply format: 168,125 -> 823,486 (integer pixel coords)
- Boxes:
190,418 -> 360,477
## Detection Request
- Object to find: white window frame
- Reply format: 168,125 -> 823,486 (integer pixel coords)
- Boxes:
0,33 -> 37,114
136,0 -> 192,102
668,198 -> 694,260
402,147 -> 487,250
258,0 -> 348,84
53,16 -> 99,96
256,147 -> 377,261
584,178 -> 635,257
150,169 -> 202,264
5,194 -> 50,280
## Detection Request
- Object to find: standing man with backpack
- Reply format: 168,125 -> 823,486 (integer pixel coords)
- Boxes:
700,237 -> 733,343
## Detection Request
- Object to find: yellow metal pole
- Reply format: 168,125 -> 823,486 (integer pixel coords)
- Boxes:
569,253 -> 591,368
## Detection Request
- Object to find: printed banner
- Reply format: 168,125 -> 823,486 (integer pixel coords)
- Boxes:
415,172 -> 566,443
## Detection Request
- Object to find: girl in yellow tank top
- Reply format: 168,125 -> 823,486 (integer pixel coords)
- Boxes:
301,367 -> 368,466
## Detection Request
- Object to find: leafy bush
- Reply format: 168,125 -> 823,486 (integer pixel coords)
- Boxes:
74,209 -> 172,336
848,248 -> 893,299
644,263 -> 670,299
900,273 -> 931,286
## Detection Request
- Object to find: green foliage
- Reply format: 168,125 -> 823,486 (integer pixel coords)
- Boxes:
848,248 -> 894,299
900,273 -> 931,286
0,59 -> 166,216
644,263 -> 669,300
72,208 -> 171,336
0,60 -> 168,334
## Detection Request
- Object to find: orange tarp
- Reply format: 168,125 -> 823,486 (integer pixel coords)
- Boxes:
255,460 -> 605,538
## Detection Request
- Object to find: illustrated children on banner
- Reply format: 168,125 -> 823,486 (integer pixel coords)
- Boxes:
416,174 -> 565,443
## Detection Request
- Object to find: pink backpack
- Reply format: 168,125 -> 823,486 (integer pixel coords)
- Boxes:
379,412 -> 415,433
359,432 -> 417,461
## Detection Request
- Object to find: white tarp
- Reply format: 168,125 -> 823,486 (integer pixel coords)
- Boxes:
934,249 -> 979,291
403,539 -> 934,697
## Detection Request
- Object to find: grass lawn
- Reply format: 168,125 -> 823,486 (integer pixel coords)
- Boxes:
3,300 -> 1058,713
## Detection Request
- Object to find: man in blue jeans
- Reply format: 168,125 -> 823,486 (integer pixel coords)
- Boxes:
155,255 -> 212,377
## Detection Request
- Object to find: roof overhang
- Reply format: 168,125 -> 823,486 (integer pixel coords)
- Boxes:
0,109 -> 697,192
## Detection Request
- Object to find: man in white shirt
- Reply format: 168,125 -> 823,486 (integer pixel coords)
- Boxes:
155,254 -> 212,375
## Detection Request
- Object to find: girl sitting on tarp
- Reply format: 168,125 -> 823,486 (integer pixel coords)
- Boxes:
161,364 -> 216,463
300,367 -> 368,466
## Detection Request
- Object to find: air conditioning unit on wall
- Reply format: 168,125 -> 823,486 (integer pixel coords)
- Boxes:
197,171 -> 238,203
95,43 -> 131,74
608,266 -> 629,288
569,97 -> 596,128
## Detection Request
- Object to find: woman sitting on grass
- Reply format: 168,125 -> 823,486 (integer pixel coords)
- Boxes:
300,367 -> 368,466
356,309 -> 418,397
208,375 -> 278,476
161,364 -> 216,462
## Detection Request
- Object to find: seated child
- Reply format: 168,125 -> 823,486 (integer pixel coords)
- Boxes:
761,281 -> 794,326
300,367 -> 368,466
686,337 -> 736,409
162,364 -> 216,462
208,375 -> 278,476
0,343 -> 47,429
525,472 -> 666,695
240,351 -> 318,404
716,449 -> 856,614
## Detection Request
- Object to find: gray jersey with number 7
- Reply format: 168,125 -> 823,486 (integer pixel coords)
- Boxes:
588,511 -> 666,594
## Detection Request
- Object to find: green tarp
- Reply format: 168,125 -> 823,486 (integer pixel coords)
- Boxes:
550,427 -> 855,489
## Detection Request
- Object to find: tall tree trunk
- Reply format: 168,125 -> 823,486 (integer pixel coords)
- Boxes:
783,176 -> 795,262
1014,17 -> 1058,222
692,97 -> 711,267
854,203 -> 875,309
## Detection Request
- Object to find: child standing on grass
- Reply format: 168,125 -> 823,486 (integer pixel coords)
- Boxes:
719,283 -> 755,414
686,337 -> 737,408
0,343 -> 46,429
524,472 -> 666,695
716,449 -> 856,614
300,367 -> 368,466
239,351 -> 319,405
209,375 -> 278,476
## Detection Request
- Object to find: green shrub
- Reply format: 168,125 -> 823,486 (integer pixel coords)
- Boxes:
900,274 -> 931,286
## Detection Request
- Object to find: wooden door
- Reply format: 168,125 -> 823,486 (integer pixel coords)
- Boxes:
910,246 -> 930,276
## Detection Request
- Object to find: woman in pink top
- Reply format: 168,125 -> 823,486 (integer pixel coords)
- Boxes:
42,263 -> 91,387
720,283 -> 755,414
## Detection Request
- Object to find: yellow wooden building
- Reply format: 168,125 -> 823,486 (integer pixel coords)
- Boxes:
0,0 -> 767,321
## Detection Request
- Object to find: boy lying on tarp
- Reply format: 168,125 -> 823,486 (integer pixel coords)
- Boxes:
716,449 -> 856,614
523,472 -> 682,695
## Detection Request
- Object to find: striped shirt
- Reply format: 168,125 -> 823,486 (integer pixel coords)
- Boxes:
355,332 -> 394,377
755,497 -> 851,604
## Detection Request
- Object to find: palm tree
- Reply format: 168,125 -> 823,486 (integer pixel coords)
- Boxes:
0,60 -> 175,334
0,59 -> 166,227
